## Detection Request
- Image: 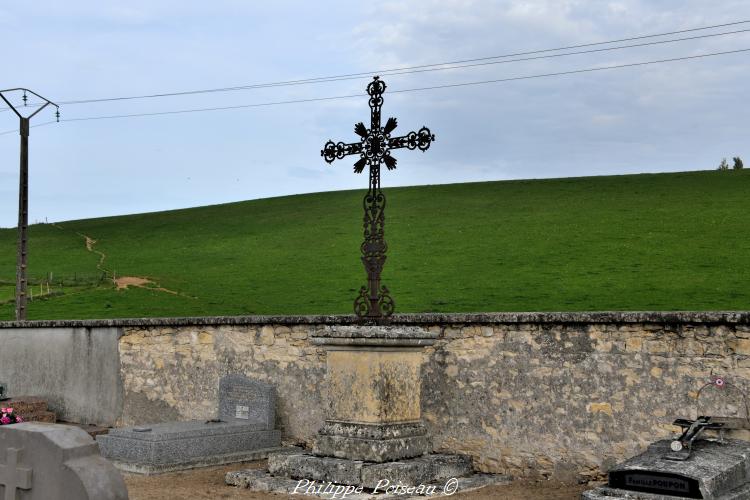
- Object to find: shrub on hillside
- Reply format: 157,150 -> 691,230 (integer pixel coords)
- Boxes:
718,158 -> 730,170
733,157 -> 744,170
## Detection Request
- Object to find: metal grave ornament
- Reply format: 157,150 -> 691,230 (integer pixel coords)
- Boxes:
321,76 -> 435,319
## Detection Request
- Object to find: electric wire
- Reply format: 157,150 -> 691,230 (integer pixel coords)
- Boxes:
0,120 -> 56,137
56,48 -> 750,123
1,46 -> 748,134
5,20 -> 750,109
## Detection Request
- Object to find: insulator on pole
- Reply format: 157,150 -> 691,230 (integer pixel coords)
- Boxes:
55,109 -> 60,122
22,91 -> 27,106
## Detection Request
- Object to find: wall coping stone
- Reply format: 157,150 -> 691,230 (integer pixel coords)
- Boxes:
0,311 -> 748,329
311,325 -> 438,347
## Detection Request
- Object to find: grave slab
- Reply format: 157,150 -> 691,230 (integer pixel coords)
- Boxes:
582,439 -> 750,500
0,422 -> 127,500
98,375 -> 282,474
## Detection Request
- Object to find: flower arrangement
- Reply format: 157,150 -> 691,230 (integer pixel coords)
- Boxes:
0,408 -> 23,425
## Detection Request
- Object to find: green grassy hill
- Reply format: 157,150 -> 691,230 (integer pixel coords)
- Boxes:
1,169 -> 748,320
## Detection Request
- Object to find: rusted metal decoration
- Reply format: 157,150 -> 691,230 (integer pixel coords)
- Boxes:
321,76 -> 435,319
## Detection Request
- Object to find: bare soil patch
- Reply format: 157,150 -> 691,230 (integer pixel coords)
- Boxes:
123,461 -> 592,500
114,275 -> 180,295
114,276 -> 153,289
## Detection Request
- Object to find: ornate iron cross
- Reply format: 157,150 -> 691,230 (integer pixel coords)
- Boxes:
321,76 -> 435,319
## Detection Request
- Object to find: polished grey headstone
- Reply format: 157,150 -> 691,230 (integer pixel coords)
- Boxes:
0,422 -> 128,500
219,374 -> 275,429
582,439 -> 750,500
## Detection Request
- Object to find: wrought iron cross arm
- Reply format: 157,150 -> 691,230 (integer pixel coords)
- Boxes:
388,126 -> 436,153
321,140 -> 363,164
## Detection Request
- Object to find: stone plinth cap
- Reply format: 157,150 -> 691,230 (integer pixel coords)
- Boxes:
311,325 -> 437,347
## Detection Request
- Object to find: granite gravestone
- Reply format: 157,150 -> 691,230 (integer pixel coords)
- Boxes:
582,439 -> 750,499
97,375 -> 281,474
0,422 -> 128,500
584,378 -> 750,499
218,374 -> 275,428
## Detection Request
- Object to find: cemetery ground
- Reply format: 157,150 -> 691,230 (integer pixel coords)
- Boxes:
122,460 -> 591,499
0,169 -> 748,320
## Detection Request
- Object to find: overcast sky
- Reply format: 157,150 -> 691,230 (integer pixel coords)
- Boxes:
1,1 -> 749,227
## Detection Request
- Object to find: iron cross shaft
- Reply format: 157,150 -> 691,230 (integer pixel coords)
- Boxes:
321,76 -> 435,320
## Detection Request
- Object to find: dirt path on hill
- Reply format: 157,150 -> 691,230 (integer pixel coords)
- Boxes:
82,234 -> 107,271
123,461 -> 592,500
51,223 -> 182,296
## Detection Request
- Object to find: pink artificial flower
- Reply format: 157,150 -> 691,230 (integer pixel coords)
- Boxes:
0,416 -> 11,425
4,408 -> 12,414
15,416 -> 22,423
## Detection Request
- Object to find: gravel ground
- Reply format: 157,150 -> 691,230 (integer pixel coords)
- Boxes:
123,461 -> 592,500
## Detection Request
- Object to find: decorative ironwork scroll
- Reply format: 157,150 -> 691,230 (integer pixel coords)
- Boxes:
321,76 -> 435,319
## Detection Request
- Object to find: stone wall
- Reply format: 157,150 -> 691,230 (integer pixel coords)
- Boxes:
0,326 -> 123,425
2,312 -> 750,482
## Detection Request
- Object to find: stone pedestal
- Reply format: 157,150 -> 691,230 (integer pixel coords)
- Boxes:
227,326 -> 508,496
311,326 -> 436,463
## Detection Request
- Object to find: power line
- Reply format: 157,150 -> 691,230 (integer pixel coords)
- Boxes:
0,120 -> 56,137
6,19 -> 750,108
45,47 -> 750,124
1,46 -> 747,134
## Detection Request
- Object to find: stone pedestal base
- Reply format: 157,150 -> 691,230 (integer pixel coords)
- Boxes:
267,452 -> 471,488
227,451 -> 512,498
314,421 -> 431,463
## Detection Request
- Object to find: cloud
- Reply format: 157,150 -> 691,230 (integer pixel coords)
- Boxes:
0,1 -> 749,225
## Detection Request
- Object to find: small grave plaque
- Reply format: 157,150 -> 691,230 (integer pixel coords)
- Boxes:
609,469 -> 699,498
218,374 -> 275,429
235,405 -> 249,420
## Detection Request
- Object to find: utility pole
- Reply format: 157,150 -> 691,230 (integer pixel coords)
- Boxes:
0,89 -> 59,321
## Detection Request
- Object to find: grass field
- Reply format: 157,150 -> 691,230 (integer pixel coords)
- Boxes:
0,169 -> 748,320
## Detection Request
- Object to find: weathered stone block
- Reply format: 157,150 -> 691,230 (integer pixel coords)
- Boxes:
360,459 -> 433,489
268,452 -> 363,485
264,451 -> 473,490
314,433 -> 431,463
